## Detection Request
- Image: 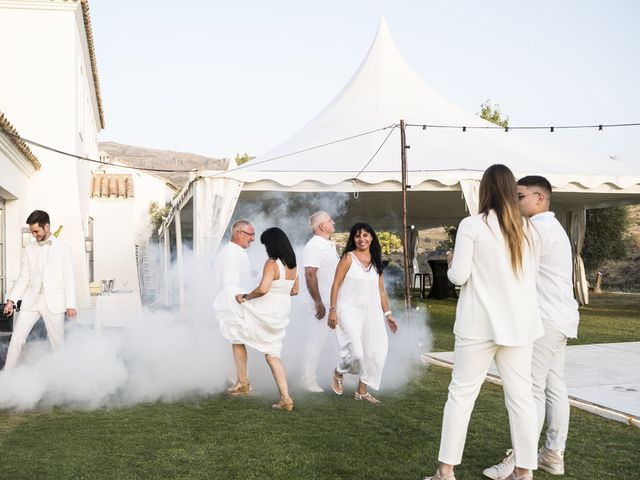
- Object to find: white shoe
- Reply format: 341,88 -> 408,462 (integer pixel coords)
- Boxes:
303,379 -> 324,393
538,447 -> 564,475
482,449 -> 515,479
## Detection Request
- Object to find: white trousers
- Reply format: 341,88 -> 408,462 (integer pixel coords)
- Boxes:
302,303 -> 331,383
438,337 -> 538,469
4,295 -> 65,370
531,325 -> 570,451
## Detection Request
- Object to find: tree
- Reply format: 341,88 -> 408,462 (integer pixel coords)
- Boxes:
582,206 -> 631,273
377,231 -> 402,255
478,99 -> 509,128
234,153 -> 252,165
148,201 -> 171,242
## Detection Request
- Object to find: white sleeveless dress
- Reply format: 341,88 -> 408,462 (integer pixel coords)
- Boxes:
216,259 -> 295,358
335,252 -> 388,390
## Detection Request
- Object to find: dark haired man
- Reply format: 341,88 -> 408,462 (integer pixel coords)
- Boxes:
2,210 -> 77,369
483,177 -> 579,478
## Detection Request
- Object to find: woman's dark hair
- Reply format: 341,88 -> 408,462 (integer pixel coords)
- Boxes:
342,222 -> 383,275
260,227 -> 297,268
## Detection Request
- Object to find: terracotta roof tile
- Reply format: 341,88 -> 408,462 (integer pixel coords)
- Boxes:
91,172 -> 134,198
0,112 -> 41,170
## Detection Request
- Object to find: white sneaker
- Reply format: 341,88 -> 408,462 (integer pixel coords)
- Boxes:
303,379 -> 324,393
482,449 -> 515,479
538,447 -> 564,475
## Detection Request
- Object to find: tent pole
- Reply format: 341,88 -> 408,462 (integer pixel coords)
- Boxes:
400,119 -> 412,318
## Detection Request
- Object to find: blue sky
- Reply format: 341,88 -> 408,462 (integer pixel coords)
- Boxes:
91,1 -> 640,165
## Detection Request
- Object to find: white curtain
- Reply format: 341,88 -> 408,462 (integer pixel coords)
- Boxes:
194,177 -> 244,260
568,208 -> 589,305
409,228 -> 419,273
460,179 -> 480,215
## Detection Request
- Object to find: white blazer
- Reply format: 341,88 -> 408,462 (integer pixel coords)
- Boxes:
448,210 -> 543,346
8,235 -> 77,314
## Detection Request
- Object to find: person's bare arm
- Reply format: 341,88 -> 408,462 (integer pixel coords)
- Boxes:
305,267 -> 325,319
236,259 -> 276,303
327,255 -> 351,329
290,272 -> 299,296
378,274 -> 397,333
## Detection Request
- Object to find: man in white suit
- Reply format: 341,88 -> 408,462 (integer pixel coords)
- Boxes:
2,210 -> 77,370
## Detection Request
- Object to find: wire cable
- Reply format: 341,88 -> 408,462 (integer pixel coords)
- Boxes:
354,125 -> 397,179
0,125 -> 395,175
207,124 -> 396,177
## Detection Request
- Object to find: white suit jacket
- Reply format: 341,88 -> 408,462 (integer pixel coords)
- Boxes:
448,210 -> 544,346
8,236 -> 77,314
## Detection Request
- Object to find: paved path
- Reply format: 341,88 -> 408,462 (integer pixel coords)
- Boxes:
423,342 -> 640,427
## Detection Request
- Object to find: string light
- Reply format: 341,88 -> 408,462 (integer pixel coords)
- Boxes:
407,122 -> 640,131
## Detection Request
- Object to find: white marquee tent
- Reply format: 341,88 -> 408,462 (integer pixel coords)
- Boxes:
160,18 -> 640,306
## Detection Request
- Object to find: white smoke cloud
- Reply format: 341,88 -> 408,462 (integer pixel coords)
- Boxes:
0,193 -> 432,411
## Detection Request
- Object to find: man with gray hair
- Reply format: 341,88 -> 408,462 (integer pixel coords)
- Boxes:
212,219 -> 255,296
301,211 -> 339,392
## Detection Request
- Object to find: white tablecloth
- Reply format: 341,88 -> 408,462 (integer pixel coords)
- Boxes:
95,293 -> 141,329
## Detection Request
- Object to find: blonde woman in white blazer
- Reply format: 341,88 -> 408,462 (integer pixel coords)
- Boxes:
3,210 -> 77,370
424,165 -> 543,480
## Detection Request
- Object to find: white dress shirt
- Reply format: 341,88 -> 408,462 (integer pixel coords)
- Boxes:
530,212 -> 579,338
302,235 -> 339,305
448,210 -> 544,346
211,241 -> 251,293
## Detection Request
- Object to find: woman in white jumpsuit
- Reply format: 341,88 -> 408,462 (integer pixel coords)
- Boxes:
327,222 -> 398,403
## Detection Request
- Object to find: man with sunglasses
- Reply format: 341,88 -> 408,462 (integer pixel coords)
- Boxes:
484,176 -> 579,479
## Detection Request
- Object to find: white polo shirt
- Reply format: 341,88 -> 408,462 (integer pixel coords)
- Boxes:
531,212 -> 579,338
302,235 -> 339,305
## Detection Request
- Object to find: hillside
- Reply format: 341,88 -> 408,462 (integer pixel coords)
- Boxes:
99,141 -> 229,188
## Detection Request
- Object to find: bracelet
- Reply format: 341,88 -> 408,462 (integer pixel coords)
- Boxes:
384,310 -> 392,317
242,294 -> 248,301
329,306 -> 336,311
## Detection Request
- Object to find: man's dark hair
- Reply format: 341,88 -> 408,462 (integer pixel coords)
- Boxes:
26,210 -> 50,228
517,175 -> 552,197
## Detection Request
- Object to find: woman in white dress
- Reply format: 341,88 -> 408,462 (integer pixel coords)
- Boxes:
327,223 -> 398,404
218,227 -> 299,411
424,164 -> 542,480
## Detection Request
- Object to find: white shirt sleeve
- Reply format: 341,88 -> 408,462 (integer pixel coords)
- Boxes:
448,217 -> 475,286
302,240 -> 322,268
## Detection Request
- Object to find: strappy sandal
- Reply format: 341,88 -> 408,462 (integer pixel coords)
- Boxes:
423,470 -> 456,480
271,398 -> 294,412
226,381 -> 251,396
332,369 -> 343,395
354,391 -> 380,404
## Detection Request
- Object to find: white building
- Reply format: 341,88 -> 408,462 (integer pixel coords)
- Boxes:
89,152 -> 175,304
0,0 -> 104,307
0,113 -> 41,301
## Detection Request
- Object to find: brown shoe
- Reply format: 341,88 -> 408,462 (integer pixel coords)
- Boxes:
226,381 -> 251,396
332,369 -> 343,395
354,391 -> 380,404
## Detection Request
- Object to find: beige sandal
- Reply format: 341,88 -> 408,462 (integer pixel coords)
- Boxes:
226,381 -> 251,396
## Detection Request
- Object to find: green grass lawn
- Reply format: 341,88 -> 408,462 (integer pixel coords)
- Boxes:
0,293 -> 638,479
423,292 -> 640,352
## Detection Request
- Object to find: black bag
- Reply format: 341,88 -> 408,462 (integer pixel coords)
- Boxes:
0,300 -> 20,333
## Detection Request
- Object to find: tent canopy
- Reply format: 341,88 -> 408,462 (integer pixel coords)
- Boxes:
159,18 -> 639,307
198,17 -> 640,220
